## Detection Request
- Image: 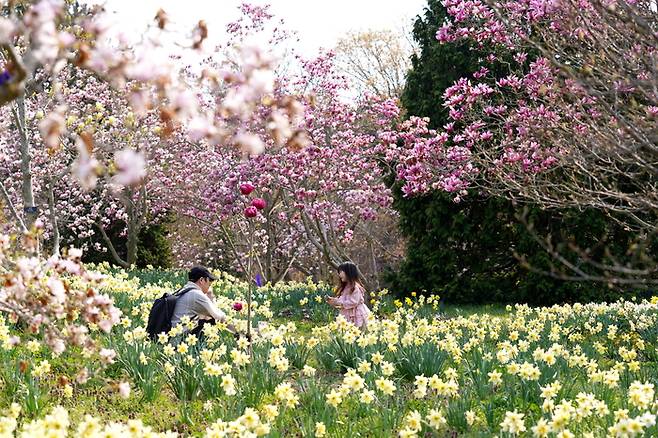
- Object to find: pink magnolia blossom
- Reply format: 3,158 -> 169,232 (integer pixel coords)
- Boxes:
99,348 -> 117,364
71,136 -> 101,191
251,198 -> 266,210
0,232 -> 122,355
46,276 -> 66,303
112,149 -> 146,187
166,45 -> 401,273
51,339 -> 65,356
0,18 -> 15,44
240,182 -> 256,195
118,381 -> 131,399
38,108 -> 66,150
244,206 -> 258,218
235,132 -> 265,156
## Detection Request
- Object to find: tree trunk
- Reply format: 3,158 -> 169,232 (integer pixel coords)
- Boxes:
15,96 -> 38,230
126,218 -> 138,267
96,222 -> 129,269
0,180 -> 28,233
47,177 -> 60,256
119,186 -> 147,268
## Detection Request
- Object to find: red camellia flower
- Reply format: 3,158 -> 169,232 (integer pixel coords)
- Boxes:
233,302 -> 243,311
244,206 -> 258,218
251,198 -> 266,210
240,182 -> 255,195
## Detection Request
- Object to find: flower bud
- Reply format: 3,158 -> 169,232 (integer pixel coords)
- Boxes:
251,198 -> 266,210
244,206 -> 258,218
240,182 -> 255,195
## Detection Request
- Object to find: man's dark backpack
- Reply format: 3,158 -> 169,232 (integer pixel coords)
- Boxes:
146,286 -> 194,340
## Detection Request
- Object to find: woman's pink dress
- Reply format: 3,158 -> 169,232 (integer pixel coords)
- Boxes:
336,284 -> 370,329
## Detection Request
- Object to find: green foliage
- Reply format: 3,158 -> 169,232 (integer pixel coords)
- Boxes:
284,339 -> 312,370
237,345 -> 287,409
162,349 -> 203,402
254,281 -> 335,324
0,348 -> 47,418
125,268 -> 186,287
316,337 -> 368,373
0,346 -> 21,402
136,218 -> 174,269
445,391 -> 472,433
109,330 -> 162,402
394,341 -> 449,381
316,342 -> 341,373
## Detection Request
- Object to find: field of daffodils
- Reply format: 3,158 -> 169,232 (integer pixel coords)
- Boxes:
0,265 -> 657,437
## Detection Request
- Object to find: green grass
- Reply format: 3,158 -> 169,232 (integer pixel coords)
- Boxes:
440,303 -> 508,318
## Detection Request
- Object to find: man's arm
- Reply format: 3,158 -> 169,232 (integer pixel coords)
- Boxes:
196,293 -> 227,322
194,293 -> 240,335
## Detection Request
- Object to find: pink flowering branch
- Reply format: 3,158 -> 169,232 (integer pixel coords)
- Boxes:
0,235 -> 122,354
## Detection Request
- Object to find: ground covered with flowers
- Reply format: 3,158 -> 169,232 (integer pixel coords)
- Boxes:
0,265 -> 657,437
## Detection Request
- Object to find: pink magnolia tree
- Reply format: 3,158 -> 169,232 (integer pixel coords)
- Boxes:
0,235 -> 122,355
390,0 -> 657,283
175,88 -> 398,284
156,5 -> 401,285
0,64 -> 172,267
0,0 -> 302,195
394,0 -> 657,216
53,68 -> 173,268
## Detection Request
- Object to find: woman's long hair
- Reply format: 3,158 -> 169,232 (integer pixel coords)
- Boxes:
335,261 -> 363,296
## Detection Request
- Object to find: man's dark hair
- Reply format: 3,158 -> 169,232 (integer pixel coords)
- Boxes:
188,266 -> 217,282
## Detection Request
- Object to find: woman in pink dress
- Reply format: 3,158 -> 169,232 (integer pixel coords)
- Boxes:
327,262 -> 370,329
